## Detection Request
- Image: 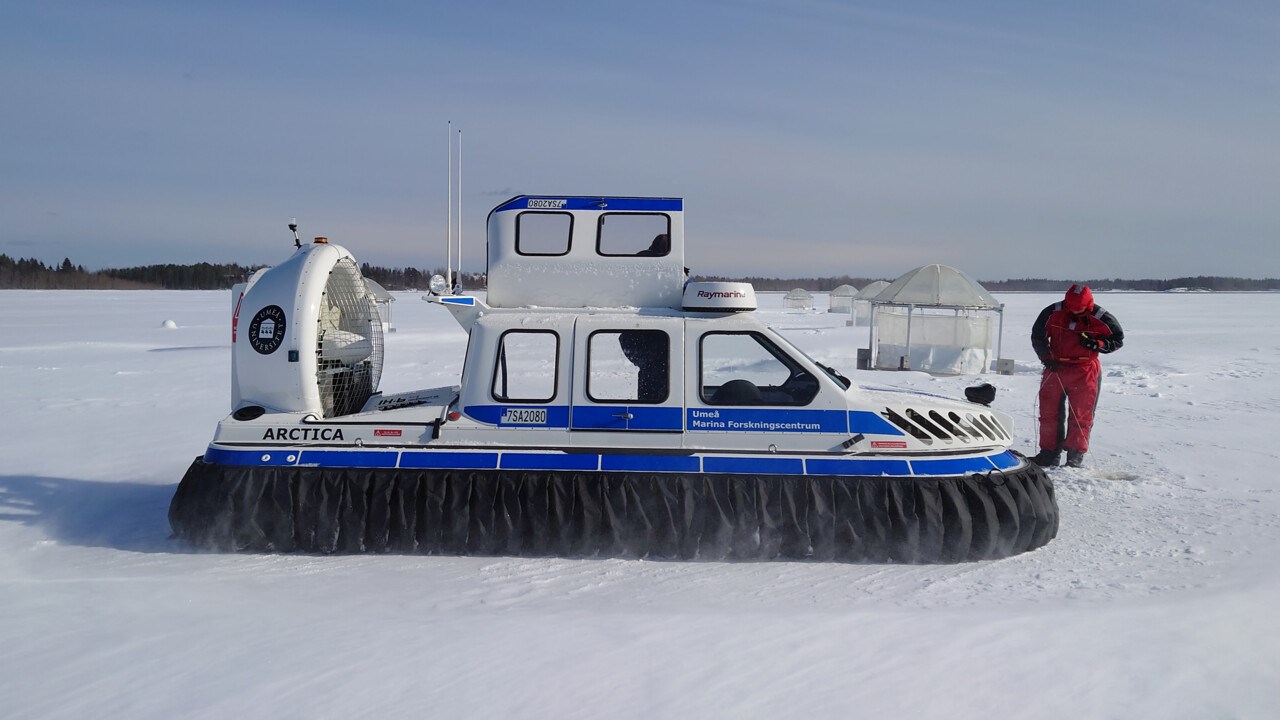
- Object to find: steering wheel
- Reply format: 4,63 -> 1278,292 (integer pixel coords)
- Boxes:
784,369 -> 819,402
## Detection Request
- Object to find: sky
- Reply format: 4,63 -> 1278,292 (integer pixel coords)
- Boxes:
2,0 -> 1277,280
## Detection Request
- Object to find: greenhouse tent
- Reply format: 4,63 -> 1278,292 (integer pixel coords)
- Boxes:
868,265 -> 1003,375
850,280 -> 889,325
365,278 -> 396,333
783,287 -> 813,310
827,284 -> 858,313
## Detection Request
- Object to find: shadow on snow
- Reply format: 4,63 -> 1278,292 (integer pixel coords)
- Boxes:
0,475 -> 188,554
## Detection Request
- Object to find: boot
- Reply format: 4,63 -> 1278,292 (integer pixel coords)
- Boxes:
1030,449 -> 1061,467
1065,451 -> 1086,468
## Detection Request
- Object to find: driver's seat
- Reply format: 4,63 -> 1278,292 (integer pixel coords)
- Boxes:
710,379 -> 762,405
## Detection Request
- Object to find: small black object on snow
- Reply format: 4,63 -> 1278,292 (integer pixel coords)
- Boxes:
965,383 -> 996,405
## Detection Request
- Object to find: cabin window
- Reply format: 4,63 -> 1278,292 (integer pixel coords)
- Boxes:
492,330 -> 558,402
587,330 -> 669,404
516,212 -> 573,256
699,332 -> 818,406
597,213 -> 672,256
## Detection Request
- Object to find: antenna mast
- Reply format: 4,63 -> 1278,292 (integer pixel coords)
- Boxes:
457,128 -> 463,292
446,120 -> 453,291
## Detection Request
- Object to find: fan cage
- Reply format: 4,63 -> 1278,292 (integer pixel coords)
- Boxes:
316,258 -> 384,417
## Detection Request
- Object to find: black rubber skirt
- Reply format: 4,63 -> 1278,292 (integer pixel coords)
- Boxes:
169,458 -> 1057,563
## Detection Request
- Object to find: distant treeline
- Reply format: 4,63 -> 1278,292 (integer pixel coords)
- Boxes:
101,262 -> 264,289
979,276 -> 1280,292
0,255 -> 484,291
2,255 -> 1277,292
695,275 -> 885,292
358,263 -> 486,291
696,274 -> 1280,293
0,254 -> 156,289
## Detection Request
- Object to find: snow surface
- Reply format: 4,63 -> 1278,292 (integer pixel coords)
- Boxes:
2,289 -> 1278,719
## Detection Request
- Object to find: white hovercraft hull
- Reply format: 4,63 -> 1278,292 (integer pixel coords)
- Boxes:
170,195 -> 1058,562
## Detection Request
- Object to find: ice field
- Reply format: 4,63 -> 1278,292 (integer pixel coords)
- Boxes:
2,288 -> 1278,719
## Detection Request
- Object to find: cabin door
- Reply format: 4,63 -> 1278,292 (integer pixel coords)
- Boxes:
569,316 -> 684,433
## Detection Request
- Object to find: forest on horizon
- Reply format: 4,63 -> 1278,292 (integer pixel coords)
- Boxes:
3,254 -> 1278,293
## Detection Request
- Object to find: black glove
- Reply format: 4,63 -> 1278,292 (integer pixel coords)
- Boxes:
1079,334 -> 1103,352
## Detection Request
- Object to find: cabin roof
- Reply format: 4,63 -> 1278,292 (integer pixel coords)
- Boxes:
489,196 -> 683,215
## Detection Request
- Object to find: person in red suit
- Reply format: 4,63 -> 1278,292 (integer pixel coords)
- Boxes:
1030,284 -> 1124,468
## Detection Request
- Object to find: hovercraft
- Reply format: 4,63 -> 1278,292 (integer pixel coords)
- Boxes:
169,196 -> 1057,562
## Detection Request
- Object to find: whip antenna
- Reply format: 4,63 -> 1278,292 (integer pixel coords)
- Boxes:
446,120 -> 453,291
457,128 -> 463,292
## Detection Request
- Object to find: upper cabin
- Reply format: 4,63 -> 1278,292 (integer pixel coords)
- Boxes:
485,196 -> 687,309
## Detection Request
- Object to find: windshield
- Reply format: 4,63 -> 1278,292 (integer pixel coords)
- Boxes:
766,329 -> 852,390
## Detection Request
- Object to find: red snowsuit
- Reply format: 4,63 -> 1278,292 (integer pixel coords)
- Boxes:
1031,289 -> 1124,454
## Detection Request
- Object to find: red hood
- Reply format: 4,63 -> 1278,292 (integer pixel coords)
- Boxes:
1064,284 -> 1093,314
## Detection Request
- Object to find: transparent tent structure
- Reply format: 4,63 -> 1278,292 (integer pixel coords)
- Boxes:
364,278 -> 396,334
867,265 -> 1003,375
850,280 -> 889,325
827,284 -> 858,313
783,287 -> 814,310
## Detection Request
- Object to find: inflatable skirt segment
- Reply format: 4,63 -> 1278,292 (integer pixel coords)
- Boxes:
170,458 -> 1057,562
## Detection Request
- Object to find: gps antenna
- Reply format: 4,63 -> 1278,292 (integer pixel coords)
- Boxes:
289,218 -> 301,248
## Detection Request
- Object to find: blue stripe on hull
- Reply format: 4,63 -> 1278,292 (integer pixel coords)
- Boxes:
464,405 -> 572,428
500,453 -> 599,471
600,454 -> 701,473
205,447 -> 300,466
987,450 -> 1019,470
203,445 -> 1021,478
908,456 -> 1002,476
686,408 -> 847,434
299,450 -> 399,468
703,456 -> 805,475
805,458 -> 912,477
400,451 -> 499,469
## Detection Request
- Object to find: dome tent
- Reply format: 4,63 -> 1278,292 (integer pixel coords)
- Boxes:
827,284 -> 858,313
364,278 -> 396,333
875,264 -> 999,307
867,264 -> 1004,375
849,280 -> 890,325
856,280 -> 890,300
783,287 -> 813,310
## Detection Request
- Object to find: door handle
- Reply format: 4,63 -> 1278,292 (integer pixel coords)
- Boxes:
613,412 -> 634,420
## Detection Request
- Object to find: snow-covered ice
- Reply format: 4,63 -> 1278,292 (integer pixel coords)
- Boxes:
2,289 -> 1278,719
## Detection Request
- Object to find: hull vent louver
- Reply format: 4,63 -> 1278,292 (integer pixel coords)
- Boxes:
881,406 -> 1010,446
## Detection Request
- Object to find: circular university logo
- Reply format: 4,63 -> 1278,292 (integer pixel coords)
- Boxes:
247,305 -> 287,355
